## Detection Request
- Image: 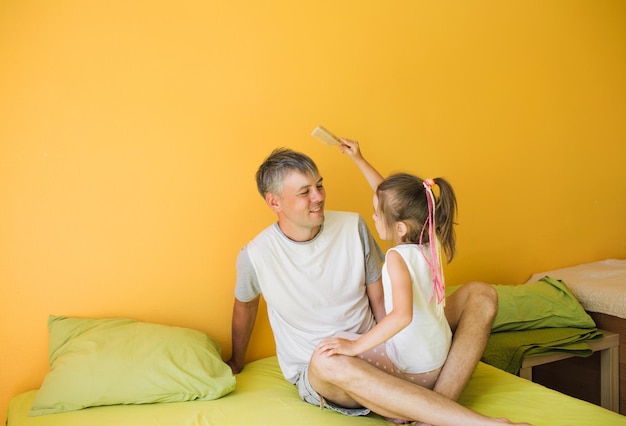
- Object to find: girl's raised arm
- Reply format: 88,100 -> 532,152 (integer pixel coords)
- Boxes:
338,138 -> 384,191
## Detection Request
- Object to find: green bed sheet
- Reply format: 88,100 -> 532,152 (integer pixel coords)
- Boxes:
7,356 -> 625,426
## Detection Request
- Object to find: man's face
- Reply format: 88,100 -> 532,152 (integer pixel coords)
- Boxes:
268,170 -> 326,241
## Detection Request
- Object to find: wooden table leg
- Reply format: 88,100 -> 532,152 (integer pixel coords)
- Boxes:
600,343 -> 619,412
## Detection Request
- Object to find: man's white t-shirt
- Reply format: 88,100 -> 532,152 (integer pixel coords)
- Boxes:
235,211 -> 383,383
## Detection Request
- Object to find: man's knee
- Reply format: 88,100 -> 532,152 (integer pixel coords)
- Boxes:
467,280 -> 497,307
463,281 -> 497,318
308,350 -> 365,409
309,349 -> 349,385
447,281 -> 498,331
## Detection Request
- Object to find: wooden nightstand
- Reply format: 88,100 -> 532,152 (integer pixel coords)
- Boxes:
518,329 -> 619,412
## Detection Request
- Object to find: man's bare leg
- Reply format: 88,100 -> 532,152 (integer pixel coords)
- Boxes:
308,348 -> 528,426
435,282 -> 498,400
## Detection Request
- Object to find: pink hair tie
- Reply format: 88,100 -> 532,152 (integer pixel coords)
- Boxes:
420,178 -> 445,305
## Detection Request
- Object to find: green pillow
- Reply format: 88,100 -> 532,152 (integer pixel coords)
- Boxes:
447,277 -> 595,332
30,316 -> 236,416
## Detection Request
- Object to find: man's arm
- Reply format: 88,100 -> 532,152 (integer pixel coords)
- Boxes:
226,296 -> 260,374
358,215 -> 385,324
365,277 -> 385,323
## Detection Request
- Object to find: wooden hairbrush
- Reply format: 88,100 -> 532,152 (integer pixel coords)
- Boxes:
311,125 -> 343,146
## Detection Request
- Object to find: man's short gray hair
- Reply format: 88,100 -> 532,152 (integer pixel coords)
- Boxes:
255,148 -> 319,197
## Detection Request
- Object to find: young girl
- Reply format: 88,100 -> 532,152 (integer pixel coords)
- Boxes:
319,138 -> 456,394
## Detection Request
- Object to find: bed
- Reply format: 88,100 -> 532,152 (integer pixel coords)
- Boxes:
6,356 -> 626,426
526,259 -> 626,415
5,310 -> 626,426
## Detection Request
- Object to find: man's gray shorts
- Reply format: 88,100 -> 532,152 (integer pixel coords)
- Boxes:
295,364 -> 370,417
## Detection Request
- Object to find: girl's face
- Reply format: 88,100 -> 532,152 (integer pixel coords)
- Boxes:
372,194 -> 389,240
373,193 -> 406,244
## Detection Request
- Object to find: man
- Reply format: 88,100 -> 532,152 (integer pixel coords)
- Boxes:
227,148 -> 527,425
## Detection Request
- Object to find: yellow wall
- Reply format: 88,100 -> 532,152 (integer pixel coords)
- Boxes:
1,0 -> 625,419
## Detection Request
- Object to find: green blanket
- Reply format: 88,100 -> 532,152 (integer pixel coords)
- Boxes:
490,276 -> 596,332
482,327 -> 604,374
447,277 -> 596,332
448,276 -> 601,375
